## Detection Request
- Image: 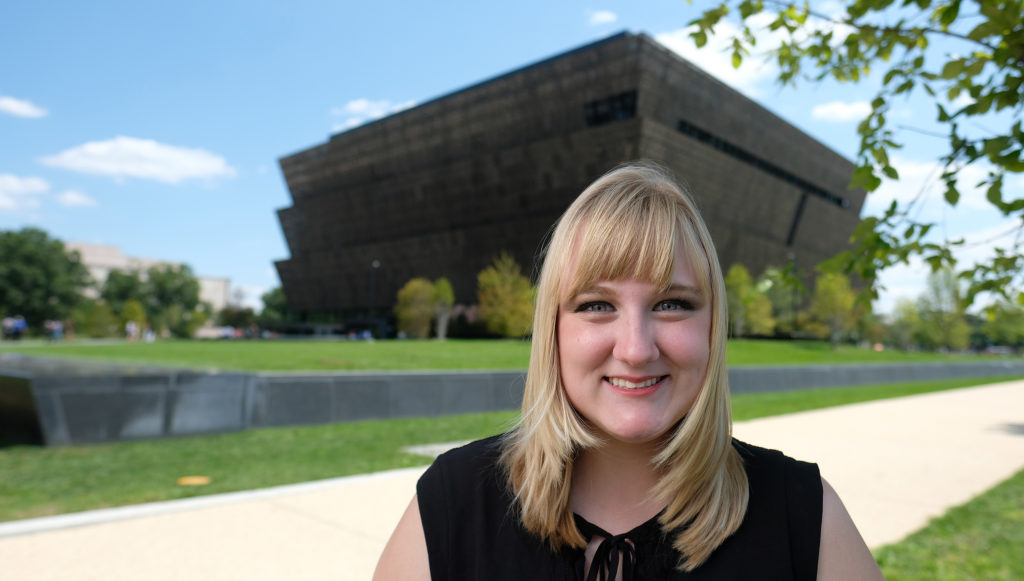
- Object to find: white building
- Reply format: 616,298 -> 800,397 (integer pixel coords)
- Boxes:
66,242 -> 231,313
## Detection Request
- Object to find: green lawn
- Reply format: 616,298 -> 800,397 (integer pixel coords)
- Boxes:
875,465 -> 1024,580
1,375 -> 1019,523
0,337 -> 989,371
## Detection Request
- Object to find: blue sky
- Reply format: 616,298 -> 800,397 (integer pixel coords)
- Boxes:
1,1 -> 1015,314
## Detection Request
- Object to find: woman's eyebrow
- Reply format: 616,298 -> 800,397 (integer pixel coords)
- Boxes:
565,284 -> 614,302
664,282 -> 702,294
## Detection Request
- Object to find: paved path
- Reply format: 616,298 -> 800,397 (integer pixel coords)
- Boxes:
2,380 -> 1023,580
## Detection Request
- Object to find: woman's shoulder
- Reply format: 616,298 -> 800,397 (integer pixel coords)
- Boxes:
430,433 -> 506,474
732,438 -> 820,481
418,433 -> 509,500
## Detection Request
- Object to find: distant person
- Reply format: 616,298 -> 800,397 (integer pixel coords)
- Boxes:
374,163 -> 882,580
125,320 -> 139,341
12,316 -> 27,340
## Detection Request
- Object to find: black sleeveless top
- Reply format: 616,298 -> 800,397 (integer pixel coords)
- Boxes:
417,435 -> 822,580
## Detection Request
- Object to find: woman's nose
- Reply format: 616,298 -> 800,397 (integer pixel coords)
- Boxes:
612,314 -> 659,366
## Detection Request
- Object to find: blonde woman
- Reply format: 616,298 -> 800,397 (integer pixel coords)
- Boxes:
375,163 -> 882,580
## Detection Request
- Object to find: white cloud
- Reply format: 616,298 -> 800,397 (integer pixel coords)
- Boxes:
654,15 -> 779,98
0,95 -> 48,118
57,189 -> 98,207
862,156 -> 1006,222
811,100 -> 871,122
0,174 -> 49,210
588,10 -> 618,25
39,136 -> 236,184
330,98 -> 416,132
233,284 -> 268,310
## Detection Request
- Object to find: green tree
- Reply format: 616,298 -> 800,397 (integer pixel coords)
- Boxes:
0,228 -> 91,329
143,264 -> 201,336
746,287 -> 776,336
395,278 -> 435,339
759,266 -> 805,335
433,277 -> 455,340
120,299 -> 148,334
887,299 -> 922,350
811,272 -> 856,348
981,300 -> 1024,347
477,253 -> 534,338
100,270 -> 146,316
725,264 -> 776,336
724,264 -> 754,337
218,305 -> 256,329
257,287 -> 295,325
161,303 -> 209,339
70,300 -> 118,338
916,268 -> 971,350
688,0 -> 1024,306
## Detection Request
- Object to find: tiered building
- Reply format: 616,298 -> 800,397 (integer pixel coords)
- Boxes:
275,32 -> 863,319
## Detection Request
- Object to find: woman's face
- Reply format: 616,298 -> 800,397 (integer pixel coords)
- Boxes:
556,247 -> 711,446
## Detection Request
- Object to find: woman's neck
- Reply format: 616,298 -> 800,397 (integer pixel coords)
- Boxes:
570,440 -> 665,535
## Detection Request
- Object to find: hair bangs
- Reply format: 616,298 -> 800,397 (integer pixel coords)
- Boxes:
563,193 -> 708,302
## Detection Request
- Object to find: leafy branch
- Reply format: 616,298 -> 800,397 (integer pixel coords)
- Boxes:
688,0 -> 1024,306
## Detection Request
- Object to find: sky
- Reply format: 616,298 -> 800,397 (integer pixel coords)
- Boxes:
1,0 -> 1017,314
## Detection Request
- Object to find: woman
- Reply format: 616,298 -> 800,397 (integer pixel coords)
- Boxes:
375,163 -> 883,580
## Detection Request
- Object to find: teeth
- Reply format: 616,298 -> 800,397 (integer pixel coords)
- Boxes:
608,376 -> 662,389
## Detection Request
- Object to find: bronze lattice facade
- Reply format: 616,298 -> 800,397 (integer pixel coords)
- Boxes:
275,32 -> 864,318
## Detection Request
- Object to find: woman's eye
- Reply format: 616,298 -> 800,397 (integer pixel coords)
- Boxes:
575,301 -> 613,313
655,299 -> 693,312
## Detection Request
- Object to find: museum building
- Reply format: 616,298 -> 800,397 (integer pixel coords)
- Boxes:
274,32 -> 865,320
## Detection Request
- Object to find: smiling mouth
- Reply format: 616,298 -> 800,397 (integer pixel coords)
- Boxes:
606,376 -> 667,390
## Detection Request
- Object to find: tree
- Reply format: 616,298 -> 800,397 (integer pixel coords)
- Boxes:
725,264 -> 776,336
101,270 -> 146,316
70,300 -> 118,338
916,267 -> 971,350
433,277 -> 455,340
395,278 -> 436,339
477,253 -> 534,338
120,299 -> 148,333
688,1 -> 1024,306
759,266 -> 805,335
143,264 -> 202,337
257,287 -> 294,325
724,264 -> 753,337
746,286 -> 776,336
981,299 -> 1024,347
811,272 -> 856,347
0,228 -> 91,329
218,305 -> 256,329
887,298 -> 922,350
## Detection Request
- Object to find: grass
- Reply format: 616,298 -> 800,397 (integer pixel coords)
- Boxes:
729,375 -> 1022,421
0,337 -> 992,371
874,465 -> 1024,580
1,374 -> 1019,523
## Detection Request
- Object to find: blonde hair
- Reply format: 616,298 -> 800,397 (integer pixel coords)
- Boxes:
499,162 -> 748,571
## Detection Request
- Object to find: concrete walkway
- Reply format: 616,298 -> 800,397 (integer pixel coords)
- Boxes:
2,380 -> 1023,580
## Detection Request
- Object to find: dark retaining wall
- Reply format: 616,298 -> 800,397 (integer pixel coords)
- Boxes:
2,353 -> 1022,446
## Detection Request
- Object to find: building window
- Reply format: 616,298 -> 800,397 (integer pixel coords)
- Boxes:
584,90 -> 637,127
676,118 -> 850,209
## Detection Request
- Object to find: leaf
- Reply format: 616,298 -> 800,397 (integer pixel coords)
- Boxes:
732,51 -> 742,68
940,59 -> 964,79
944,185 -> 960,205
883,165 -> 900,179
936,1 -> 960,27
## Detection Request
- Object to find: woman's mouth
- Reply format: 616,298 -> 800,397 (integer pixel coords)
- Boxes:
606,376 -> 666,390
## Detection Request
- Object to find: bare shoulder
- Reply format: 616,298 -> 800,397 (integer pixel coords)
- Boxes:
373,495 -> 431,581
817,478 -> 885,580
